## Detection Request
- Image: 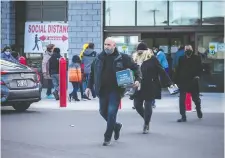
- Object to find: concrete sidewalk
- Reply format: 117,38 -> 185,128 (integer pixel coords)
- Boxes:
30,89 -> 225,113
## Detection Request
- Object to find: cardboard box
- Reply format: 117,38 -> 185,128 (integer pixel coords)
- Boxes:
116,69 -> 134,88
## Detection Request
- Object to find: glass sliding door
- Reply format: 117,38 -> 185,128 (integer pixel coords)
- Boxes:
197,33 -> 224,92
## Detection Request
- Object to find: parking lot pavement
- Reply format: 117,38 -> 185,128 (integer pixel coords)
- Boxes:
1,109 -> 224,158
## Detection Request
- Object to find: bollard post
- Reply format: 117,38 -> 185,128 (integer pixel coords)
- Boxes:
19,56 -> 27,65
185,93 -> 192,111
59,57 -> 67,107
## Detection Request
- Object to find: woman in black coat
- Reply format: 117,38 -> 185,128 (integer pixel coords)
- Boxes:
134,49 -> 173,134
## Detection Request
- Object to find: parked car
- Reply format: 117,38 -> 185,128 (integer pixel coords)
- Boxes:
1,59 -> 42,111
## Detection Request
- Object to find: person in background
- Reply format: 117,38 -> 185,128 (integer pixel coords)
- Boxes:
153,45 -> 169,74
134,48 -> 173,134
172,45 -> 185,72
68,55 -> 83,102
42,44 -> 55,99
1,46 -> 19,63
175,45 -> 203,122
85,37 -> 141,146
82,42 -> 97,99
79,43 -> 89,60
49,47 -> 62,100
79,43 -> 90,100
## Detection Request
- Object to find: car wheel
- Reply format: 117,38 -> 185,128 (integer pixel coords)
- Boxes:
12,103 -> 31,112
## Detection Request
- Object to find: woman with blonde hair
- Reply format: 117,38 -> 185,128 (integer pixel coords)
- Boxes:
133,42 -> 173,134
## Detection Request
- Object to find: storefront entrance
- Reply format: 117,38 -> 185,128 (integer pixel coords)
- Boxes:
105,32 -> 224,93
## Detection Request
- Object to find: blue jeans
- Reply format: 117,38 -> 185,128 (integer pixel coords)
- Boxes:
84,73 -> 96,98
46,79 -> 53,96
51,74 -> 59,92
99,91 -> 121,140
70,82 -> 80,99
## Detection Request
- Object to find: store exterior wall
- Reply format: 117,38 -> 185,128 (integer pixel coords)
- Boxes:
1,1 -> 16,49
68,0 -> 102,60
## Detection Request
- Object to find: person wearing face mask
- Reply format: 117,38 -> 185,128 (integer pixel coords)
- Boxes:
42,44 -> 55,99
85,37 -> 141,146
175,45 -> 203,122
1,46 -> 19,64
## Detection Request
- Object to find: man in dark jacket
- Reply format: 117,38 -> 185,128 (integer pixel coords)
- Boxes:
85,37 -> 141,146
176,45 -> 203,122
49,47 -> 62,100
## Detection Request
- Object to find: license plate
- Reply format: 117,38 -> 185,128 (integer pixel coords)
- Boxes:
17,80 -> 28,87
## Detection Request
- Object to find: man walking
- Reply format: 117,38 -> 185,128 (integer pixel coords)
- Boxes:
85,37 -> 141,146
175,45 -> 203,122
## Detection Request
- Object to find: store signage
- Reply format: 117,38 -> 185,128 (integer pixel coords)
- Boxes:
218,43 -> 225,52
209,42 -> 218,55
24,22 -> 68,54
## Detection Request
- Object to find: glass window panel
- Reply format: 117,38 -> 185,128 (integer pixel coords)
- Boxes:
137,1 -> 168,26
202,1 -> 225,25
42,7 -> 66,21
26,8 -> 42,20
169,1 -> 201,25
105,1 -> 135,26
108,35 -> 139,55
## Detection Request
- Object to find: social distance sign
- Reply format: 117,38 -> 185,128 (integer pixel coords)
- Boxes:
24,22 -> 69,53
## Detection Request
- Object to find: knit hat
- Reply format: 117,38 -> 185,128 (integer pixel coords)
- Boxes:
136,42 -> 148,51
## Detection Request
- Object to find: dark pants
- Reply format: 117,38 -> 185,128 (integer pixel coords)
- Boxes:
46,79 -> 53,96
84,73 -> 96,98
99,91 -> 121,141
134,97 -> 153,125
70,82 -> 80,99
79,83 -> 84,98
179,90 -> 201,118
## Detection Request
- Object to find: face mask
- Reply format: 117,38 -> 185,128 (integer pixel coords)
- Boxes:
153,50 -> 157,53
104,48 -> 114,55
5,51 -> 10,55
185,50 -> 193,57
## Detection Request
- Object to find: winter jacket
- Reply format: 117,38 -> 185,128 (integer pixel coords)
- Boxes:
87,49 -> 141,97
173,49 -> 185,69
156,50 -> 169,69
1,52 -> 19,64
140,56 -> 172,100
82,48 -> 97,74
175,54 -> 202,92
42,51 -> 52,79
49,53 -> 62,75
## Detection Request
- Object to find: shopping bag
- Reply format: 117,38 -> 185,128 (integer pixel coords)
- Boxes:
168,84 -> 179,95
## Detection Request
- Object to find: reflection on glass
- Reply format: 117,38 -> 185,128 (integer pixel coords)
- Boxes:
197,35 -> 224,61
202,1 -> 225,25
137,1 -> 168,26
169,1 -> 200,25
105,1 -> 135,26
110,36 -> 139,55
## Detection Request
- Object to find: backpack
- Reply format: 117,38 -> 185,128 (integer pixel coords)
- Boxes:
68,67 -> 82,82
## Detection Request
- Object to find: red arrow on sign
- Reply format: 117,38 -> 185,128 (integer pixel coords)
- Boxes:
39,35 -> 46,41
62,35 -> 68,42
